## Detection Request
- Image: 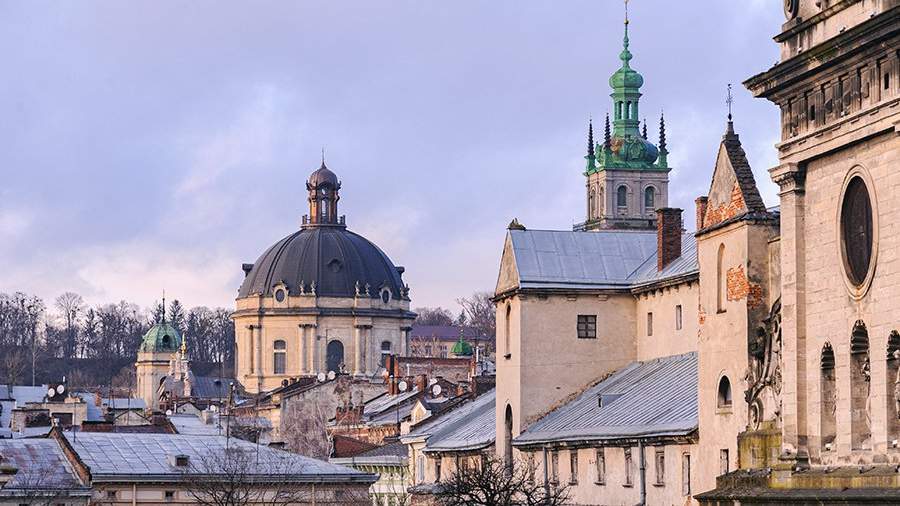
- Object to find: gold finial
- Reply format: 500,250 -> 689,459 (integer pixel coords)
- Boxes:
624,0 -> 629,25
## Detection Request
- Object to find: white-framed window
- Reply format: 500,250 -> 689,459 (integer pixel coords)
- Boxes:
569,450 -> 579,485
624,448 -> 633,487
655,449 -> 665,485
273,340 -> 286,374
682,454 -> 691,496
595,448 -> 606,485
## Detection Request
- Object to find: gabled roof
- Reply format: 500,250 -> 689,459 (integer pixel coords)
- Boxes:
62,432 -> 375,483
513,353 -> 697,446
505,229 -> 658,291
720,122 -> 767,214
405,390 -> 496,453
0,438 -> 88,495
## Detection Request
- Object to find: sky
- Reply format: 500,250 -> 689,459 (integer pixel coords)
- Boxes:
0,1 -> 784,313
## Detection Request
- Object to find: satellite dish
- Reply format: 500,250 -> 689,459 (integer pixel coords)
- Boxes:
209,405 -> 218,413
327,371 -> 336,380
47,388 -> 56,397
432,384 -> 442,396
316,372 -> 326,382
398,380 -> 408,392
56,385 -> 65,395
165,410 -> 173,416
428,378 -> 438,386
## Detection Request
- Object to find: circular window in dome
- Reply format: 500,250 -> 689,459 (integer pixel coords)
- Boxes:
840,176 -> 874,287
274,289 -> 286,302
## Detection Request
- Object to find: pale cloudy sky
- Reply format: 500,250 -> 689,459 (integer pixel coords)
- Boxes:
0,1 -> 784,312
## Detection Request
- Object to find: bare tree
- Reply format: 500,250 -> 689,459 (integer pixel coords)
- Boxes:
280,396 -> 332,460
456,292 -> 496,340
181,446 -> 369,506
434,455 -> 569,506
54,292 -> 83,359
1,348 -> 27,389
413,307 -> 454,326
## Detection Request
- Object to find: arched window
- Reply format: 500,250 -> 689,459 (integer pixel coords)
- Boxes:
617,186 -> 628,208
273,340 -> 286,375
850,321 -> 871,450
326,340 -> 344,374
616,101 -> 623,120
821,343 -> 836,450
625,102 -> 632,119
717,244 -> 726,313
505,304 -> 512,356
644,187 -> 656,211
589,189 -> 596,218
320,198 -> 329,220
717,376 -> 732,409
381,340 -> 392,367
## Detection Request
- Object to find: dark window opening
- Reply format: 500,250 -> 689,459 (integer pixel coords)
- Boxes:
577,315 -> 597,339
717,376 -> 732,409
841,176 -> 873,286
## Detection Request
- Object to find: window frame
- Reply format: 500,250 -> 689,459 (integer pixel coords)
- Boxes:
624,448 -> 634,487
577,315 -> 598,339
273,339 -> 287,375
682,454 -> 691,496
675,305 -> 683,331
646,312 -> 653,337
654,448 -> 665,486
569,450 -> 579,485
595,448 -> 606,485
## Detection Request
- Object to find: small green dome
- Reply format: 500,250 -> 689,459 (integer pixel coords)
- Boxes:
139,322 -> 182,353
451,336 -> 473,357
609,134 -> 659,165
609,29 -> 644,90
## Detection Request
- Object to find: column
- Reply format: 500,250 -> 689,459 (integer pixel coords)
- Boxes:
353,326 -> 363,375
772,162 -> 808,460
401,326 -> 411,357
299,325 -> 308,375
247,325 -> 255,374
255,325 -> 263,377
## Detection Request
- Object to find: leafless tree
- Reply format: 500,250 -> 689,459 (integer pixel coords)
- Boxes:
456,292 -> 496,341
413,307 -> 454,326
280,395 -> 332,460
181,445 -> 369,506
434,455 -> 569,506
1,455 -> 83,506
1,348 -> 27,390
54,292 -> 83,359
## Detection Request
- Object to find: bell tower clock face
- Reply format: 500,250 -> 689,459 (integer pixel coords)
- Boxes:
784,0 -> 799,20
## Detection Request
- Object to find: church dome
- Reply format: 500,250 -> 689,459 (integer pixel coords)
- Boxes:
307,162 -> 339,188
450,336 -> 473,357
238,226 -> 407,300
609,134 -> 659,165
139,322 -> 182,353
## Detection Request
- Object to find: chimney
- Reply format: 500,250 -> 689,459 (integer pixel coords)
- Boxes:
415,375 -> 427,394
695,196 -> 708,230
657,208 -> 683,271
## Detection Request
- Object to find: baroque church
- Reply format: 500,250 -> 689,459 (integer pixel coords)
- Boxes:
233,162 -> 416,393
492,1 -> 900,504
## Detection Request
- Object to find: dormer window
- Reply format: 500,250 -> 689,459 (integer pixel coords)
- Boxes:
274,288 -> 286,302
380,289 -> 391,304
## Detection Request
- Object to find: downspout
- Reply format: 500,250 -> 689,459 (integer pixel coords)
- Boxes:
132,483 -> 136,506
542,446 -> 549,496
637,440 -> 646,506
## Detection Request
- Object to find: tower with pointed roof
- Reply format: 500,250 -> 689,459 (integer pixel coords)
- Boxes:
579,8 -> 671,231
135,308 -> 184,412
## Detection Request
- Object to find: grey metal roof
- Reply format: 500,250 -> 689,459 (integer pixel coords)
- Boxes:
508,229 -> 657,290
62,432 -> 374,483
627,232 -> 699,287
75,393 -> 104,422
0,438 -> 86,491
406,391 -> 495,453
514,353 -> 697,446
102,398 -> 146,410
168,414 -> 223,436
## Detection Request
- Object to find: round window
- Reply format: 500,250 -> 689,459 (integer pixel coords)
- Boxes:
840,176 -> 873,287
381,290 -> 390,304
275,289 -> 286,302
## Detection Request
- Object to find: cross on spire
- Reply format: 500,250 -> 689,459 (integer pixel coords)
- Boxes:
726,83 -> 734,121
625,0 -> 629,25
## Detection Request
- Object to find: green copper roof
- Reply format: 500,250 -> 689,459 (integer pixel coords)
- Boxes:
451,336 -> 473,357
139,322 -> 182,353
584,16 -> 668,175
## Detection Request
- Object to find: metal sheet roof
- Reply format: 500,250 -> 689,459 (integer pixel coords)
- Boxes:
0,438 -> 85,491
514,353 -> 697,446
510,229 -> 657,289
414,390 -> 495,453
63,432 -> 371,481
0,385 -> 48,429
627,232 -> 699,287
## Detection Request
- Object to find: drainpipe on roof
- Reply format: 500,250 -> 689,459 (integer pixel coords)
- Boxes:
637,440 -> 646,506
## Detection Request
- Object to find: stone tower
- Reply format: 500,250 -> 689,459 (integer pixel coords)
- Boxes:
579,15 -> 671,231
135,320 -> 183,412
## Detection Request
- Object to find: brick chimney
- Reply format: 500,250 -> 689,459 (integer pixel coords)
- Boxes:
695,196 -> 708,230
657,208 -> 683,271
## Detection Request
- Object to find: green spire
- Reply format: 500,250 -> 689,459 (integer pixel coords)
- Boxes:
658,112 -> 668,168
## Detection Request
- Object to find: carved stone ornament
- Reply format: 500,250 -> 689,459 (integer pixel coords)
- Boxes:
784,0 -> 799,20
745,298 -> 783,430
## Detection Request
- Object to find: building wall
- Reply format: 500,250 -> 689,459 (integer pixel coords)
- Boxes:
135,351 -> 174,411
494,292 -> 637,465
523,443 -> 697,506
634,281 -> 700,361
233,293 -> 413,393
585,169 -> 669,229
91,482 -> 372,505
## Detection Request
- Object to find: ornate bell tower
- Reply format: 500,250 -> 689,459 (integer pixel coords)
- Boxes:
578,6 -> 671,231
305,161 -> 342,226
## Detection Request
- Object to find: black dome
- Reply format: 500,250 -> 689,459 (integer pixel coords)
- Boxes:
308,163 -> 339,188
238,226 -> 406,300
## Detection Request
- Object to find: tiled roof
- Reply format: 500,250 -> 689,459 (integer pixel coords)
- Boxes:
62,432 -> 375,483
721,123 -> 767,214
514,353 -> 697,446
331,434 -> 377,458
0,438 -> 86,491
